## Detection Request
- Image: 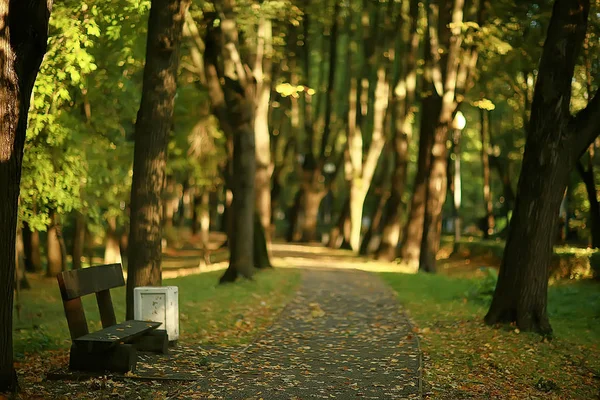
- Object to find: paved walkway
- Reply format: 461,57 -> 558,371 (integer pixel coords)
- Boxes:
177,268 -> 422,399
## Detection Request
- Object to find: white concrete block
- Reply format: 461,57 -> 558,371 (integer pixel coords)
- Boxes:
133,286 -> 179,341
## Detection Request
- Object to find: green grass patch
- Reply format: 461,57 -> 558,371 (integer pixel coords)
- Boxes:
13,268 -> 301,358
381,272 -> 600,399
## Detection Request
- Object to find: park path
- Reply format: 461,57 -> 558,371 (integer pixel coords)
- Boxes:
177,268 -> 422,399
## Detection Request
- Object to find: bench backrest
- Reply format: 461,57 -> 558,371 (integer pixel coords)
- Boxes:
57,264 -> 125,340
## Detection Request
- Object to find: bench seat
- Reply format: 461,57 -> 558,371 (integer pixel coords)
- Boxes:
74,320 -> 162,351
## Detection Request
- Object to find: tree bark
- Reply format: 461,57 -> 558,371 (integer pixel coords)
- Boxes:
486,0 -> 596,334
375,0 -> 419,261
419,0 -> 468,273
204,0 -> 257,283
23,223 -> 42,273
349,67 -> 388,252
399,95 -> 439,270
300,183 -> 325,242
0,0 -> 52,392
254,16 -> 273,247
126,0 -> 190,319
71,212 -> 85,269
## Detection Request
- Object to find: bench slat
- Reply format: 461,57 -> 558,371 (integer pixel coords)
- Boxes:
57,264 -> 125,300
74,320 -> 161,351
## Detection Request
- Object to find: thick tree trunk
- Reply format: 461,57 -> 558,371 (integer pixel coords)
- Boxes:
420,123 -> 449,273
349,68 -> 388,253
399,95 -> 439,269
23,223 -> 42,273
46,212 -> 64,277
418,0 -> 470,273
71,212 -> 85,269
221,120 -> 256,282
104,216 -> 122,264
375,0 -> 419,262
486,0 -> 596,334
300,184 -> 325,243
0,0 -> 52,391
254,16 -> 273,247
481,109 -> 495,237
126,0 -> 189,319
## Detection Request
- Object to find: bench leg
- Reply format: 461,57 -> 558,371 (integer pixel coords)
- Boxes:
69,343 -> 137,373
134,329 -> 169,354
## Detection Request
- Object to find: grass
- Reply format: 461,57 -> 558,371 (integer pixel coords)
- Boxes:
381,272 -> 600,399
13,268 -> 301,358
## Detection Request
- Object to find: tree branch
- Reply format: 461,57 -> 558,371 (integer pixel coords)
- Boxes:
573,89 -> 600,158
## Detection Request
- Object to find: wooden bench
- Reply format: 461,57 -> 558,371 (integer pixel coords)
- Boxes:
57,264 -> 168,373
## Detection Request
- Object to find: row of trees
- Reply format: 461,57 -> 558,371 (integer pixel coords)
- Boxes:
2,0 -> 600,392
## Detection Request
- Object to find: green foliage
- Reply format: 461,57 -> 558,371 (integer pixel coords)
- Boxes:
465,267 -> 498,304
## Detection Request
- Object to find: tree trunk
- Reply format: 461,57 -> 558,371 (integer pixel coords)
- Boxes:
481,108 -> 495,238
192,194 -> 201,235
349,67 -> 388,252
221,119 -> 256,282
420,122 -> 449,273
452,127 -> 462,251
286,190 -> 302,242
23,223 -> 42,273
254,213 -> 272,269
46,212 -> 64,277
359,188 -> 388,256
376,0 -> 420,262
0,1 -> 52,391
300,184 -> 325,243
486,0 -> 596,334
72,213 -> 86,269
399,95 -> 439,270
328,196 -> 351,249
200,191 -> 210,249
104,216 -> 122,264
126,0 -> 190,319
254,16 -> 273,247
577,157 -> 600,248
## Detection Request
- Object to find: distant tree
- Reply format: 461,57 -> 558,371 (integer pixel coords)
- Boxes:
126,0 -> 191,319
0,0 -> 53,392
205,0 -> 258,282
485,0 -> 600,333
